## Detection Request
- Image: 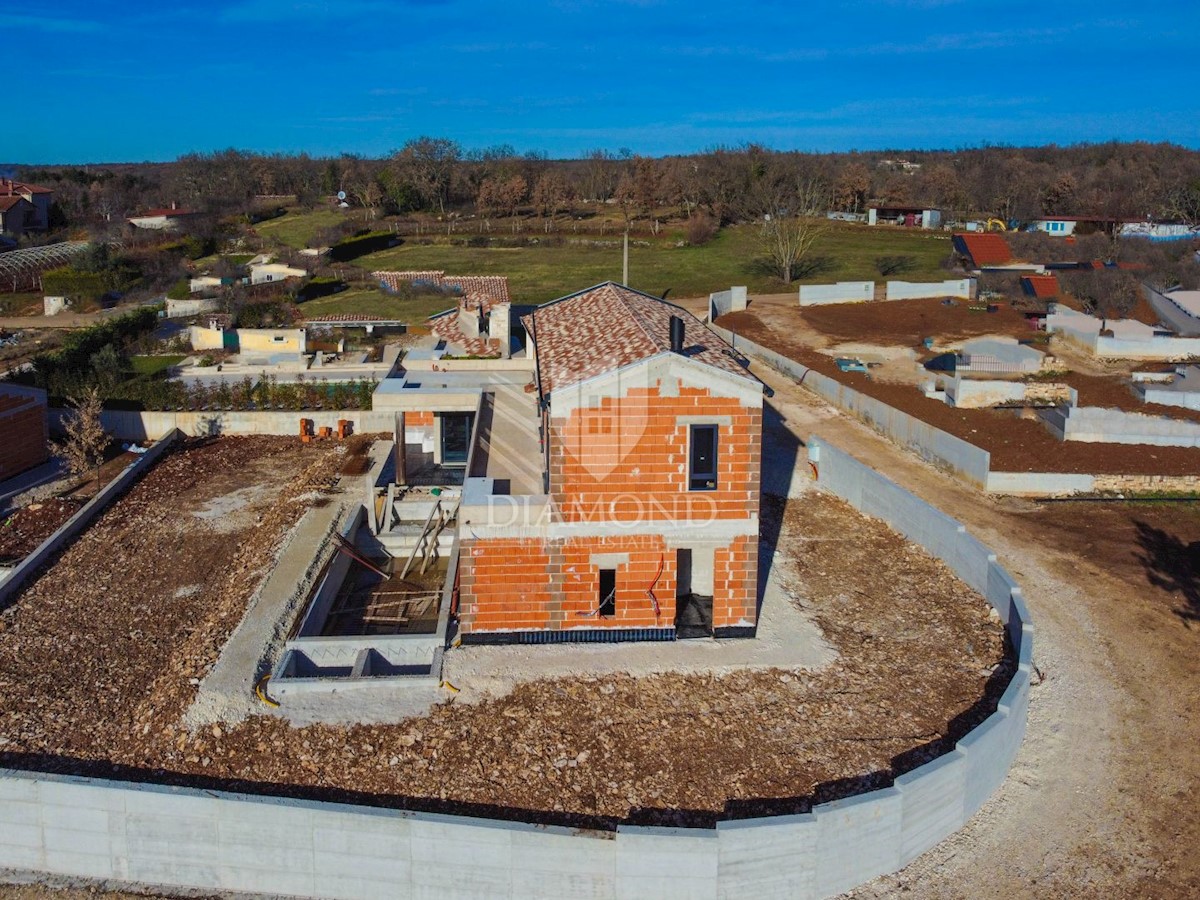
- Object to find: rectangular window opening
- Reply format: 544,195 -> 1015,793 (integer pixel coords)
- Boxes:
689,424 -> 718,491
598,568 -> 616,617
440,412 -> 475,465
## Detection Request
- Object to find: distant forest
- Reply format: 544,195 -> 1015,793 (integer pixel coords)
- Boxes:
12,141 -> 1200,238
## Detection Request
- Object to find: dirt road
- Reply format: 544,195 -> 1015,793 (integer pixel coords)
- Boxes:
756,362 -> 1199,898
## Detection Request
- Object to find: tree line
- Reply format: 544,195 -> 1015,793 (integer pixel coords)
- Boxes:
18,140 -> 1200,238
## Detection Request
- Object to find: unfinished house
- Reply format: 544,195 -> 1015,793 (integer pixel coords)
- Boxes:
272,282 -> 763,693
375,282 -> 764,644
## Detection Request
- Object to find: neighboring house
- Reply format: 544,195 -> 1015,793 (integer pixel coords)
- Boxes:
128,205 -> 199,230
0,179 -> 53,237
376,282 -> 766,643
375,270 -> 513,357
1028,216 -> 1129,237
249,261 -> 306,285
1121,221 -> 1200,242
867,206 -> 942,229
952,232 -> 1045,273
189,324 -> 306,355
1020,274 -> 1060,299
0,384 -> 49,480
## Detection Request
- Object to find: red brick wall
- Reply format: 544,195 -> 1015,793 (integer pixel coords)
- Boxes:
458,534 -> 679,633
0,399 -> 49,480
713,535 -> 758,629
549,385 -> 761,523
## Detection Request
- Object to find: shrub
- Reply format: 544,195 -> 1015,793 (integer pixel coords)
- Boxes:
686,215 -> 718,246
876,254 -> 918,277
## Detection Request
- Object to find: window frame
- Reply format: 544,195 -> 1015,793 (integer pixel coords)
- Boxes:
688,423 -> 719,492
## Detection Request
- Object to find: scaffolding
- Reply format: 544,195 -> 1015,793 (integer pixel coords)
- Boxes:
0,242 -> 89,293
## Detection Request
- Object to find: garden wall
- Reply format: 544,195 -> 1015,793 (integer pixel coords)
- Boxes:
797,282 -> 874,306
0,433 -> 1033,899
0,430 -> 181,610
885,279 -> 974,301
46,409 -> 396,441
708,323 -> 992,488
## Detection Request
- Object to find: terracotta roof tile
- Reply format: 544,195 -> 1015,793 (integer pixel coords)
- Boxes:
525,282 -> 755,395
1021,274 -> 1059,299
953,232 -> 1013,267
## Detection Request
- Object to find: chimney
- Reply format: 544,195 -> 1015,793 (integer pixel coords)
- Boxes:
171,201 -> 177,210
669,315 -> 685,354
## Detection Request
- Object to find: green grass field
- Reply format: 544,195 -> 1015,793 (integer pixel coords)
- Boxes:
254,208 -> 355,248
129,354 -> 186,375
354,224 -> 953,303
298,287 -> 457,323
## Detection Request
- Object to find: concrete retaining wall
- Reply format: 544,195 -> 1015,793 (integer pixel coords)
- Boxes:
709,324 -> 992,488
797,282 -> 875,306
1141,385 -> 1200,411
1053,406 -> 1200,447
1048,313 -> 1200,360
946,379 -> 1076,409
47,409 -> 396,441
707,286 -> 747,321
0,430 -> 181,609
885,279 -> 974,301
0,433 -> 1032,899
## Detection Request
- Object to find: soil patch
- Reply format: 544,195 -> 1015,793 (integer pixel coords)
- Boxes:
0,464 -> 1008,828
801,296 -> 1034,347
721,308 -> 1200,474
0,500 -> 84,564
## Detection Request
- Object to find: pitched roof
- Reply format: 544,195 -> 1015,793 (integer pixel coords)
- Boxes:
374,271 -> 510,311
953,232 -> 1012,268
0,180 -> 52,196
1021,274 -> 1059,299
523,282 -> 754,395
0,196 -> 32,213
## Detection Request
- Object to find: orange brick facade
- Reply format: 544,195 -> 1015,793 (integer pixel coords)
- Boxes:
458,378 -> 761,640
549,386 -> 761,523
0,394 -> 49,480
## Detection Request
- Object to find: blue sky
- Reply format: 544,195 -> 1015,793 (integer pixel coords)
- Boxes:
9,1 -> 1200,162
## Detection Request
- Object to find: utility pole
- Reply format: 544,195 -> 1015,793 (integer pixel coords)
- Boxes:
622,229 -> 629,285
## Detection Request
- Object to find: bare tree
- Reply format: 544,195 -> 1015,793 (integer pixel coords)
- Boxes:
750,174 -> 830,285
1060,270 -> 1142,332
531,171 -> 571,231
389,137 -> 461,214
54,388 -> 108,482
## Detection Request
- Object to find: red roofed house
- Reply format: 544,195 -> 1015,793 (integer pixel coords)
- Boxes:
952,232 -> 1013,269
373,282 -> 765,642
1021,274 -> 1059,299
0,179 -> 53,237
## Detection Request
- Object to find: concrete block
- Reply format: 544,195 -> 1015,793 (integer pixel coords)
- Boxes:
0,773 -> 41,802
43,848 -> 114,880
616,827 -> 718,899
509,827 -> 615,878
986,564 -> 1019,625
314,872 -> 415,900
0,843 -> 44,870
313,849 -> 412,883
0,798 -> 40,828
716,814 -> 817,899
813,787 -> 902,898
895,749 -> 968,863
218,864 -> 316,897
959,711 -> 1016,816
126,859 -> 222,890
312,822 -> 412,860
126,811 -> 219,846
